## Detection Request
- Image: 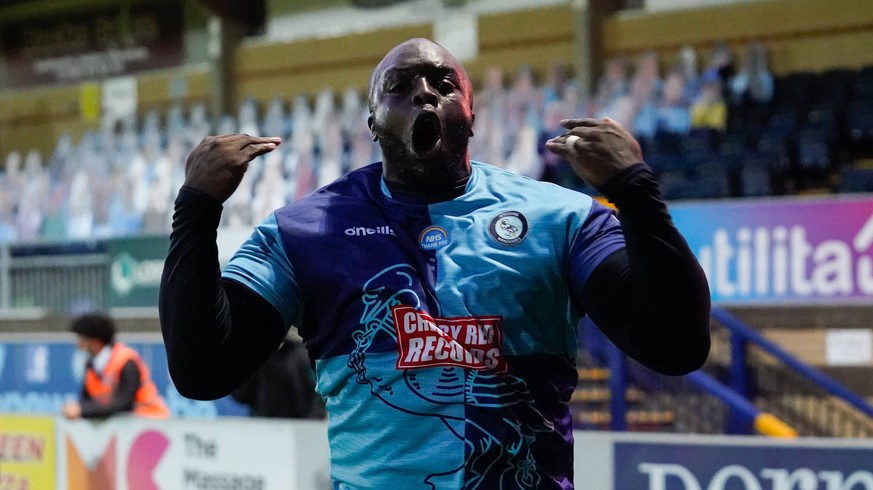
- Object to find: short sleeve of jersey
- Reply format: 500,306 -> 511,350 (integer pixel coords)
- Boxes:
221,213 -> 301,327
568,200 -> 625,294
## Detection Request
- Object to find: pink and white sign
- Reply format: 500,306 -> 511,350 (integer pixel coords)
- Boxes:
670,195 -> 873,305
56,417 -> 331,489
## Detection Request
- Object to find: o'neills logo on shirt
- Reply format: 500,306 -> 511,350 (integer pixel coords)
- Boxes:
392,305 -> 507,372
345,225 -> 396,236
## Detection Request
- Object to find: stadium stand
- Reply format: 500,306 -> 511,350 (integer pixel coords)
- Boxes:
4,55 -> 873,241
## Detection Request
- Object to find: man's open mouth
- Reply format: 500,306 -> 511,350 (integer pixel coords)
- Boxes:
411,112 -> 442,155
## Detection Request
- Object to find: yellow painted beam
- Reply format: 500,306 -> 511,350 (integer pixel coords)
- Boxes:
755,413 -> 798,438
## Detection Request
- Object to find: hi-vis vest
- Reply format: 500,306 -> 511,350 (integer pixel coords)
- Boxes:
84,342 -> 170,419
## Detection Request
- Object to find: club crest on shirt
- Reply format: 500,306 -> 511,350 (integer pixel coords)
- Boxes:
419,225 -> 450,250
488,211 -> 529,246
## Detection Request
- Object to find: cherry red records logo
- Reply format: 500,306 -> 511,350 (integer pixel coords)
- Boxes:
391,305 -> 507,372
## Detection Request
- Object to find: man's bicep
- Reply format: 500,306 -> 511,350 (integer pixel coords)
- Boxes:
567,202 -> 626,302
566,201 -> 640,351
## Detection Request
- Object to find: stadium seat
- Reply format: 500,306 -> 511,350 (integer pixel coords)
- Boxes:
794,127 -> 837,189
658,158 -> 730,201
765,106 -> 802,137
813,68 -> 856,106
658,169 -> 696,200
773,72 -> 815,109
838,166 -> 873,193
754,130 -> 792,170
682,129 -> 720,171
647,130 -> 686,174
847,100 -> 873,159
751,132 -> 792,194
718,131 -> 748,165
852,66 -> 873,102
694,160 -> 731,199
739,157 -> 773,197
804,103 -> 840,133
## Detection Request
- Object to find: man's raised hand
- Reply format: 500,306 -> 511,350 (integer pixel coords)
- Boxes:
544,118 -> 643,189
184,134 -> 282,203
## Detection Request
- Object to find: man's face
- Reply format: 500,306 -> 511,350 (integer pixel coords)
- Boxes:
369,39 -> 475,190
76,335 -> 103,357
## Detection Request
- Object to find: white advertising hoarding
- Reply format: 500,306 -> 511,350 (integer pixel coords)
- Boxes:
56,417 -> 331,490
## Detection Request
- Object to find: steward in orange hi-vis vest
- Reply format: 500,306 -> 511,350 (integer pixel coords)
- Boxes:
84,342 -> 170,419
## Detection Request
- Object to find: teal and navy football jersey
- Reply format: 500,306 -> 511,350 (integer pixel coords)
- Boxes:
223,161 -> 625,489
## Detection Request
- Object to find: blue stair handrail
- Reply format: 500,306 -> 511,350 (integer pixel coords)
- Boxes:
712,307 -> 873,418
582,319 -> 776,434
685,369 -> 775,435
594,328 -> 795,435
579,313 -> 859,435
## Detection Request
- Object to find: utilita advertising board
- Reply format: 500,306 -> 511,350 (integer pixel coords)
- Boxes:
670,195 -> 873,306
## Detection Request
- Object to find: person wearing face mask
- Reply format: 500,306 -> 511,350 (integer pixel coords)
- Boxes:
160,38 -> 710,489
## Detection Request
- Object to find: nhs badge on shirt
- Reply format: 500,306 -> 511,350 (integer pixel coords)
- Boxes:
419,225 -> 450,250
489,211 -> 529,246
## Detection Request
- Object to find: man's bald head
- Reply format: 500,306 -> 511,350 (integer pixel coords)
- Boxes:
368,38 -> 473,112
366,37 -> 476,191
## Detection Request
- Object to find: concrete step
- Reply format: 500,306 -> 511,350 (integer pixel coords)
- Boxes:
570,387 -> 646,404
574,409 -> 675,430
577,367 -> 610,382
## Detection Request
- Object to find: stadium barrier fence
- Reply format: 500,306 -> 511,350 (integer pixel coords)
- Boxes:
581,308 -> 873,437
2,414 -> 871,490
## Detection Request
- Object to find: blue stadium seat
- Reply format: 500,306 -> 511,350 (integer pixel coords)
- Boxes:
695,160 -> 731,199
773,72 -> 814,109
838,166 -> 873,193
718,131 -> 748,165
647,130 -> 686,174
682,129 -> 720,171
804,103 -> 840,133
847,100 -> 873,159
852,66 -> 873,102
739,157 -> 773,197
813,68 -> 856,106
765,106 -> 801,137
794,127 -> 836,189
795,128 -> 835,169
658,169 -> 696,201
754,131 -> 792,173
658,158 -> 730,201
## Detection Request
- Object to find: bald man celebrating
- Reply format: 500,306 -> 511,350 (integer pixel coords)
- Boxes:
160,38 -> 710,488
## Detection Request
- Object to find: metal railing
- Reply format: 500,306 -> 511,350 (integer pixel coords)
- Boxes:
712,308 -> 873,437
581,308 -> 873,437
581,319 -> 795,436
0,242 -> 108,313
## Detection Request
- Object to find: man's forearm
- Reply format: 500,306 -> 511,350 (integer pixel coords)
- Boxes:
160,186 -> 234,398
80,362 -> 139,418
159,187 -> 284,399
587,164 -> 711,375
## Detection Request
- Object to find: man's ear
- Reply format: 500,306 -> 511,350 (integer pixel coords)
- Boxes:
367,114 -> 377,141
469,112 -> 475,137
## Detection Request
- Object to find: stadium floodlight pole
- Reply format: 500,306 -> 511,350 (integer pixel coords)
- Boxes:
207,15 -> 245,127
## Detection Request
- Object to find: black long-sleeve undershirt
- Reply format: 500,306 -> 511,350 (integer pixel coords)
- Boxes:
580,164 -> 711,375
160,163 -> 710,400
79,359 -> 140,418
159,189 -> 286,400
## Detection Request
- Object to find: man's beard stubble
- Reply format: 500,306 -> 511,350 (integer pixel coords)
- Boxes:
373,120 -> 473,189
